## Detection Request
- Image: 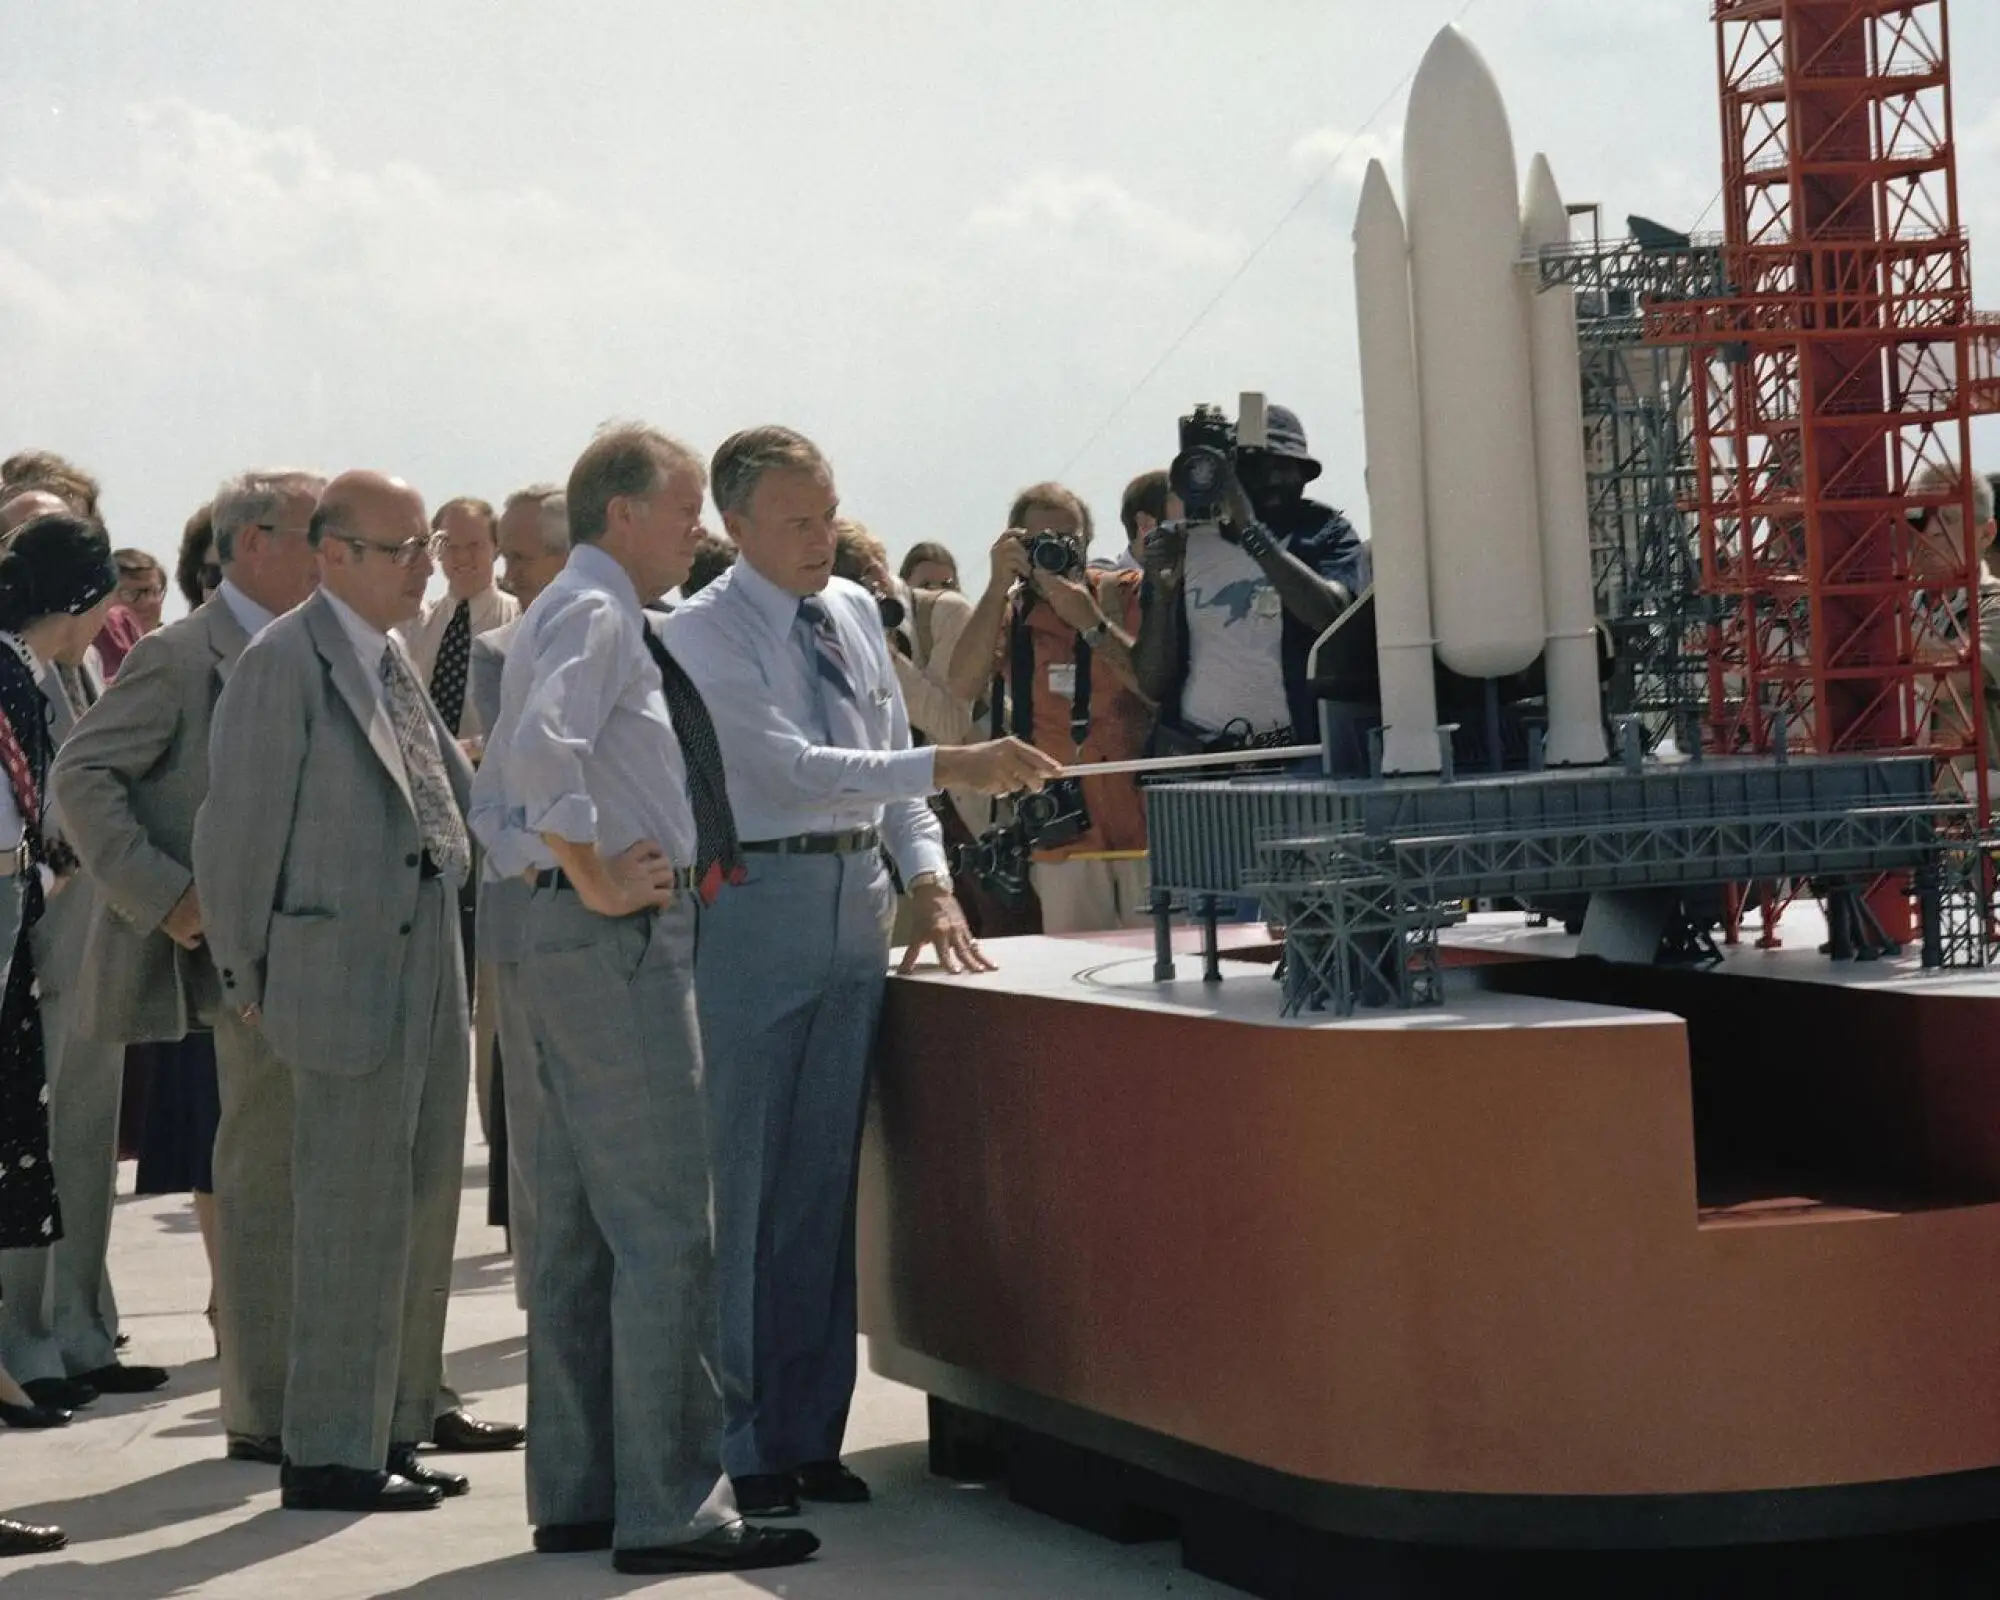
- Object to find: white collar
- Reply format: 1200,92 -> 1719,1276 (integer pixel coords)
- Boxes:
320,587 -> 394,674
219,578 -> 278,637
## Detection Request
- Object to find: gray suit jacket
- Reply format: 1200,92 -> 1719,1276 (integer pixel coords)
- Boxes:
34,659 -> 105,1003
467,620 -> 530,965
51,596 -> 252,1041
193,592 -> 474,1078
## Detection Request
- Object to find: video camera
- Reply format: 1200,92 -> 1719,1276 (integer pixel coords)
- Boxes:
1168,392 -> 1268,522
951,779 -> 1091,906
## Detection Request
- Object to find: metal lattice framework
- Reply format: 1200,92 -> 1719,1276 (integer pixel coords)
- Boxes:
1644,1 -> 2000,829
1536,232 -> 1725,752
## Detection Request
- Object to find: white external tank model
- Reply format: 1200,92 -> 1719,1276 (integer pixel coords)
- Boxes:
1401,25 -> 1546,680
1353,160 -> 1443,774
1351,24 -> 1608,771
1522,154 -> 1609,766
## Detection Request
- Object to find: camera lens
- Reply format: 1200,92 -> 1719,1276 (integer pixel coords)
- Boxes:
1029,536 -> 1073,574
876,593 -> 906,630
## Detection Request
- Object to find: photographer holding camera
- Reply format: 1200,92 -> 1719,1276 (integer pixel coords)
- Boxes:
946,483 -> 1154,934
1135,403 -> 1369,766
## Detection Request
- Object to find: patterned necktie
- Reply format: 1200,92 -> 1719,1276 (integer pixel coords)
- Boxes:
641,629 -> 743,904
430,598 -> 472,736
796,595 -> 857,703
380,643 -> 472,885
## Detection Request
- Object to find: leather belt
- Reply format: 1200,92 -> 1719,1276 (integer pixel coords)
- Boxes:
533,865 -> 698,895
740,827 -> 880,856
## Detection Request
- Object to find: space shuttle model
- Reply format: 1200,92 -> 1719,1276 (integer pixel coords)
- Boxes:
1355,25 -> 1606,774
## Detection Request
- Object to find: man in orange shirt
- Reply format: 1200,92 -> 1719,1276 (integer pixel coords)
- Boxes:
947,481 -> 1154,933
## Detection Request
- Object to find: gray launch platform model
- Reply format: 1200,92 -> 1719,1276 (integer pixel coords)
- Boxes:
1144,750 -> 1991,1018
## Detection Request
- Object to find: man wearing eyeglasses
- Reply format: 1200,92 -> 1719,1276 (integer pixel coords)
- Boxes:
53,469 -> 323,1449
195,471 -> 491,1515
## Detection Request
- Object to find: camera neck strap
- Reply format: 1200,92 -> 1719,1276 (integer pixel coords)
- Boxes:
1007,596 -> 1092,753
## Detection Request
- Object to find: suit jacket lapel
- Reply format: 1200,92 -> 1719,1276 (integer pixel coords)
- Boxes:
202,592 -> 254,686
304,594 -> 416,815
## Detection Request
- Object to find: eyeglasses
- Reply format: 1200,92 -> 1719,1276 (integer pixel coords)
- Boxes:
334,534 -> 431,568
116,581 -> 166,603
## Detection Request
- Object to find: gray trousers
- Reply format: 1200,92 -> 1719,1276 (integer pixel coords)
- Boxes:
214,1004 -> 295,1439
0,902 -> 125,1380
697,850 -> 893,1478
518,890 -> 733,1547
281,875 -> 469,1470
492,961 -> 537,1313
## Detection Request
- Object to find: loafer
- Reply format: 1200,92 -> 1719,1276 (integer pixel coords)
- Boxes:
533,1520 -> 615,1554
21,1377 -> 94,1411
226,1433 -> 284,1465
796,1459 -> 871,1504
0,1518 -> 65,1558
279,1462 -> 442,1513
730,1472 -> 801,1517
0,1401 -> 69,1430
428,1409 -> 523,1452
613,1520 -> 820,1574
78,1363 -> 169,1395
388,1445 -> 469,1498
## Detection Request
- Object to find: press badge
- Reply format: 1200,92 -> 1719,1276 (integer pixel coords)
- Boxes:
1048,662 -> 1077,700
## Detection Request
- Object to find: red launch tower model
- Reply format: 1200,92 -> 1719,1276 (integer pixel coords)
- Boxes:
1649,0 -> 2000,825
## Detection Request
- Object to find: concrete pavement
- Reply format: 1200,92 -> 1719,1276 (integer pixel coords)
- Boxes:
0,1117 -> 1232,1599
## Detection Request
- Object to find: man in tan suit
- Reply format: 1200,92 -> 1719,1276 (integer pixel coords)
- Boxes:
195,472 -> 481,1515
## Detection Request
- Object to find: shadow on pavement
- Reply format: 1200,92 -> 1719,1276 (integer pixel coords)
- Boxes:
0,1506 -> 349,1600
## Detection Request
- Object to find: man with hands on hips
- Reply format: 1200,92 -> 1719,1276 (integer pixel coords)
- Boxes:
662,425 -> 1057,1516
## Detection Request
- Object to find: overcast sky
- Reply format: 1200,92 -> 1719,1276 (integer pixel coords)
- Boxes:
4,0 -> 1999,612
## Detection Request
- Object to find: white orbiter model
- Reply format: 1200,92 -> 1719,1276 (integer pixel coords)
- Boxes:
1354,25 -> 1607,773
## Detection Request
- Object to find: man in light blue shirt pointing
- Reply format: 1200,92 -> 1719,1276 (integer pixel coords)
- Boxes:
663,425 -> 1057,1514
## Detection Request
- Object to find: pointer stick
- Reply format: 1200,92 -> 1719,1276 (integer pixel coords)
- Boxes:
1054,744 -> 1321,779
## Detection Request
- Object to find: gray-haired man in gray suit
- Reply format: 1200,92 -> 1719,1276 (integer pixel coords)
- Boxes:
51,469 -> 324,1442
468,484 -> 567,1305
195,471 -> 477,1515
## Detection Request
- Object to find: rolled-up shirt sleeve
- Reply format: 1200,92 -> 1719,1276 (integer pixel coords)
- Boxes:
507,598 -> 629,844
862,622 -> 950,881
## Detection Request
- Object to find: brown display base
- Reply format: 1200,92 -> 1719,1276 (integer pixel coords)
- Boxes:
923,1386 -> 2000,1599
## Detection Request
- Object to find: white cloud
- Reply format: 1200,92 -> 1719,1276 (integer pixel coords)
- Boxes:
964,171 -> 1241,270
1288,125 -> 1400,190
0,99 -> 697,368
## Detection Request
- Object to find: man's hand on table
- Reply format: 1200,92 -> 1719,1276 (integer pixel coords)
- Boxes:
897,878 -> 995,977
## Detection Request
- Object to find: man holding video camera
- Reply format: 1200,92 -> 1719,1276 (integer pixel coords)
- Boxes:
947,483 -> 1154,934
1134,402 -> 1370,769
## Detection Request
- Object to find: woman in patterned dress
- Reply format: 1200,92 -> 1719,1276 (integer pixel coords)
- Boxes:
0,512 -> 121,1557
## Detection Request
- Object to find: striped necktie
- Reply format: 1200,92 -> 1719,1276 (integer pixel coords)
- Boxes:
796,595 -> 857,703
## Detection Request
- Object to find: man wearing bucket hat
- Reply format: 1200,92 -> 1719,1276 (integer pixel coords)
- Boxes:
1133,402 -> 1373,772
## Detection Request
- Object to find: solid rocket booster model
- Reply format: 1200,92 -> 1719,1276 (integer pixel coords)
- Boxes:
1353,25 -> 1607,773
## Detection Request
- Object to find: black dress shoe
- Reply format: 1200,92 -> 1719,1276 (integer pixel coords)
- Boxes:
613,1520 -> 820,1575
226,1434 -> 284,1465
0,1401 -> 69,1430
279,1462 -> 442,1513
387,1445 -> 469,1498
0,1518 -> 65,1557
731,1473 -> 801,1517
21,1377 -> 93,1410
77,1363 -> 169,1395
796,1459 -> 871,1504
533,1521 -> 615,1554
428,1409 -> 524,1452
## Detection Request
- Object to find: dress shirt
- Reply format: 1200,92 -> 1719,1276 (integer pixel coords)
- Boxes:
397,583 -> 519,740
219,578 -> 277,639
319,587 -> 393,707
468,543 -> 697,873
660,560 -> 948,883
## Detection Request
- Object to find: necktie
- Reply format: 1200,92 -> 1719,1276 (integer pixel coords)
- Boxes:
796,595 -> 857,703
642,629 -> 742,904
380,643 -> 472,885
430,598 -> 472,736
